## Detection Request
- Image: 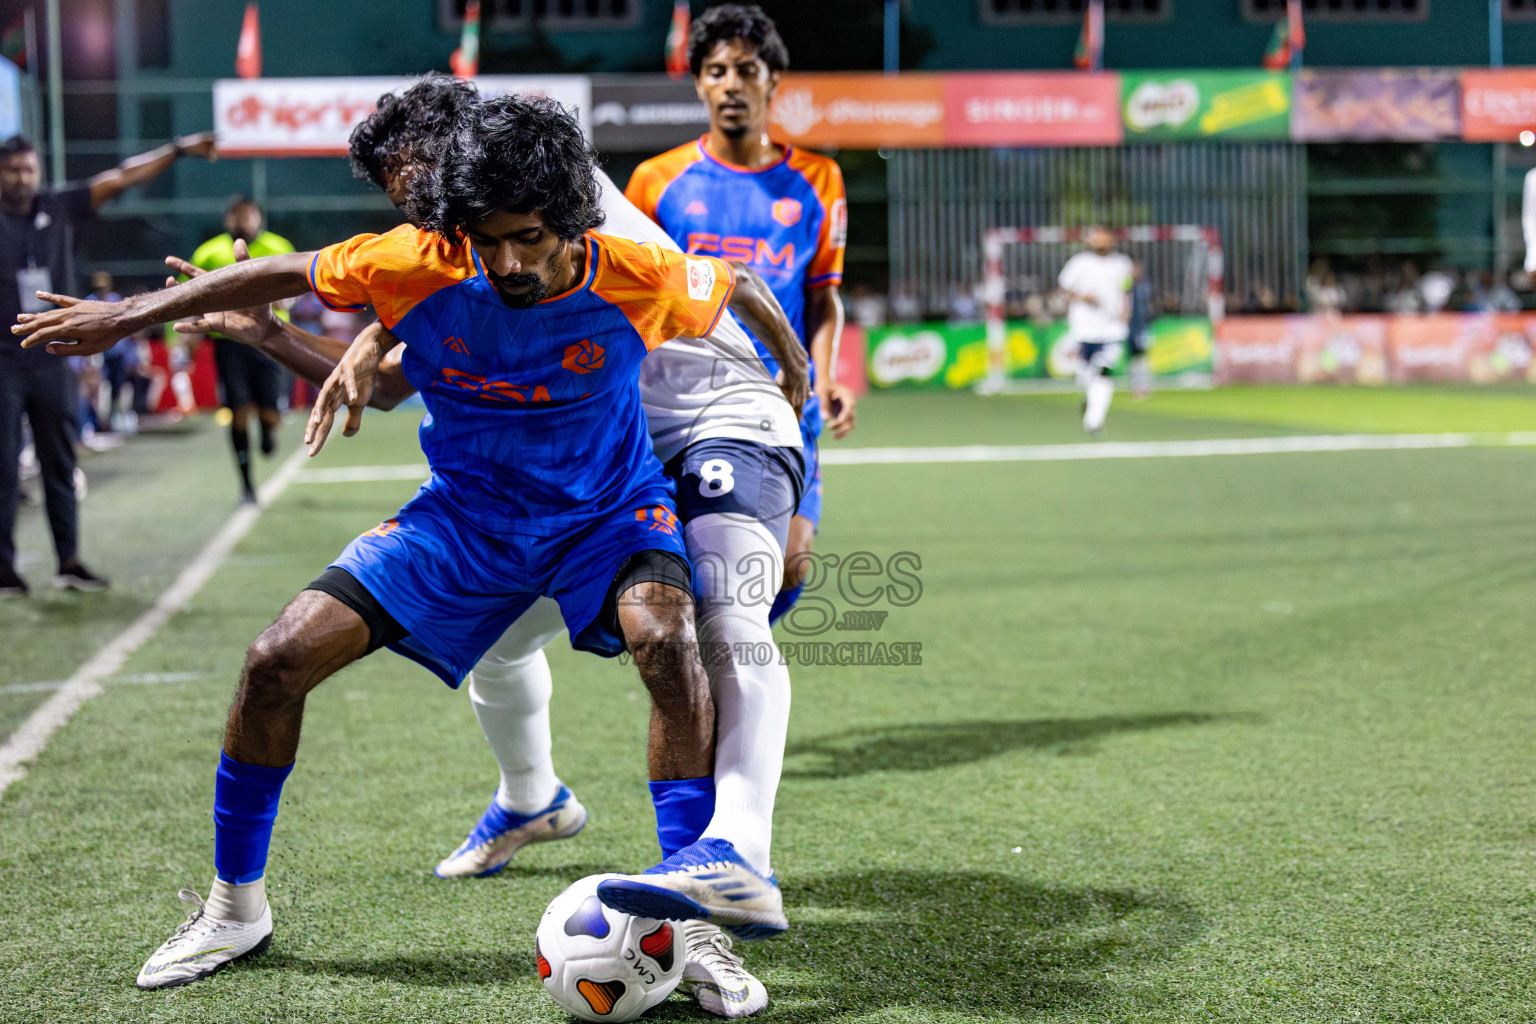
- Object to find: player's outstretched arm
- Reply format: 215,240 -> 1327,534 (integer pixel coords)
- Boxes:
164,246 -> 415,411
725,262 -> 811,418
305,322 -> 402,456
805,283 -> 856,439
12,250 -> 316,357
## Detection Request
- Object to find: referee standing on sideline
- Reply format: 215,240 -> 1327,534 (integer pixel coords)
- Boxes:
0,131 -> 217,598
189,196 -> 294,506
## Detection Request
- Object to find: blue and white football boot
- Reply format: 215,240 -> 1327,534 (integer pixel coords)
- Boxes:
596,838 -> 787,940
434,785 -> 588,878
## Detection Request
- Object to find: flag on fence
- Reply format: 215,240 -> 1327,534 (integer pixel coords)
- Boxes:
1262,0 -> 1304,71
236,3 -> 261,79
665,1 -> 691,79
1072,0 -> 1104,72
451,0 -> 481,78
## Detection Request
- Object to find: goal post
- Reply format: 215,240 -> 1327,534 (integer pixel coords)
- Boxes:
980,225 -> 1225,393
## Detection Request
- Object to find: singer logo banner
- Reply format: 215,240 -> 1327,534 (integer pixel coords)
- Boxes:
214,76 -> 591,157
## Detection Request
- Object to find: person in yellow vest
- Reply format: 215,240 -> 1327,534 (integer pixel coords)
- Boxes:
189,196 -> 294,504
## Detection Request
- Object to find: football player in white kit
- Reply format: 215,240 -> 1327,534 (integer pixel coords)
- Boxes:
169,76 -> 805,1017
1057,226 -> 1133,435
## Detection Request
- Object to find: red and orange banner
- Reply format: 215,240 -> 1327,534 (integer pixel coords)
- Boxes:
1461,69 -> 1536,141
1216,314 -> 1536,386
765,72 -> 1121,150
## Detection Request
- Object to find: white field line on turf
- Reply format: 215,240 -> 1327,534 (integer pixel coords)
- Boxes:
286,432 -> 1536,485
0,672 -> 204,698
0,448 -> 308,800
819,432 -> 1536,465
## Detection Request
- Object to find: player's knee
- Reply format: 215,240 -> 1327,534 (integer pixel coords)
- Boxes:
240,627 -> 313,707
618,582 -> 694,648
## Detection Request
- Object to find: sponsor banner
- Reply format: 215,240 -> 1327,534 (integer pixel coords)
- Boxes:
943,72 -> 1122,147
1293,69 -> 1459,142
1461,69 -> 1536,142
213,76 -> 591,157
1214,316 -> 1300,384
868,317 -> 1208,389
768,73 -> 946,149
1386,314 -> 1491,384
1121,71 -> 1290,142
1216,313 -> 1536,385
590,76 -> 707,152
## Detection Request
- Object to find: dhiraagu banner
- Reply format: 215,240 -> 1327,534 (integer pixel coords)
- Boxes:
1121,71 -> 1290,142
868,318 -> 1212,388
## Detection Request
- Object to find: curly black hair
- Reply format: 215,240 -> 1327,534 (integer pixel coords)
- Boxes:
688,3 -> 788,78
410,94 -> 604,243
348,73 -> 479,191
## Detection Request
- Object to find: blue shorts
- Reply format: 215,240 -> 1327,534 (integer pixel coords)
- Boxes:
330,484 -> 687,687
795,421 -> 822,529
667,438 -> 806,553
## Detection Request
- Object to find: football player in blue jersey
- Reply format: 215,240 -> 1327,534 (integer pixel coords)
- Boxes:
627,4 -> 859,626
13,96 -> 794,991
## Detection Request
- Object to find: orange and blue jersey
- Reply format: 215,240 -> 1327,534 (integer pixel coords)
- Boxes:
308,227 -> 735,683
626,136 -> 845,438
309,225 -> 736,536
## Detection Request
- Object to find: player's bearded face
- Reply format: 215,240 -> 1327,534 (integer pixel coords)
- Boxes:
696,40 -> 778,140
468,209 -> 572,309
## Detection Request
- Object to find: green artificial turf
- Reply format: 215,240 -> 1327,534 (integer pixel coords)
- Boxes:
4,388 -> 1536,1022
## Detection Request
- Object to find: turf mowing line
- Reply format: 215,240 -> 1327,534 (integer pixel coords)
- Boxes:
0,447 -> 308,800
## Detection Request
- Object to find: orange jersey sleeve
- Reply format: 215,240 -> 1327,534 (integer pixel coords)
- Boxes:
590,232 -> 736,351
624,142 -> 705,222
309,224 -> 475,329
788,149 -> 847,289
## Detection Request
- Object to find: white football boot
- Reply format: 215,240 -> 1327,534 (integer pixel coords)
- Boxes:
681,921 -> 769,1017
434,785 -> 588,878
135,889 -> 272,989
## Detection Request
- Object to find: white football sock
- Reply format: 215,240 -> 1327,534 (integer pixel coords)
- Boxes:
206,875 -> 266,922
688,513 -> 791,878
1084,374 -> 1114,432
467,598 -> 567,815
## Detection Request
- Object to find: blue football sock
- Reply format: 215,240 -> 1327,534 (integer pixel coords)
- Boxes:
213,751 -> 294,885
648,776 -> 715,859
768,584 -> 804,626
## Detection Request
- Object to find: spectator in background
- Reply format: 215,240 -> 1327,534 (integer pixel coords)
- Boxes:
1306,259 -> 1345,314
86,271 -> 141,438
1127,259 -> 1153,399
0,130 -> 216,598
1384,262 -> 1423,315
189,196 -> 295,505
1420,267 -> 1455,313
847,283 -> 887,330
947,282 -> 979,325
889,281 -> 922,323
1469,271 -> 1520,314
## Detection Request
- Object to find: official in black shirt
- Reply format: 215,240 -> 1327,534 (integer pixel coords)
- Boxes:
0,131 -> 216,597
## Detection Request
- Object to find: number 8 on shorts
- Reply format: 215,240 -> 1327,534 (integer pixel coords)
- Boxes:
699,459 -> 736,497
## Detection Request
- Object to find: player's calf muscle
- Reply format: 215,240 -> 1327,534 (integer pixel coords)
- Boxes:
619,583 -> 715,778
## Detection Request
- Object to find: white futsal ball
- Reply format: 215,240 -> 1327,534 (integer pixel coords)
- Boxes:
534,873 -> 685,1022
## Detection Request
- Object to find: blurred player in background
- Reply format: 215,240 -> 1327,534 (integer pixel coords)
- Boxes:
190,196 -> 295,504
0,130 -> 215,597
626,3 -> 855,624
1058,226 -> 1132,436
